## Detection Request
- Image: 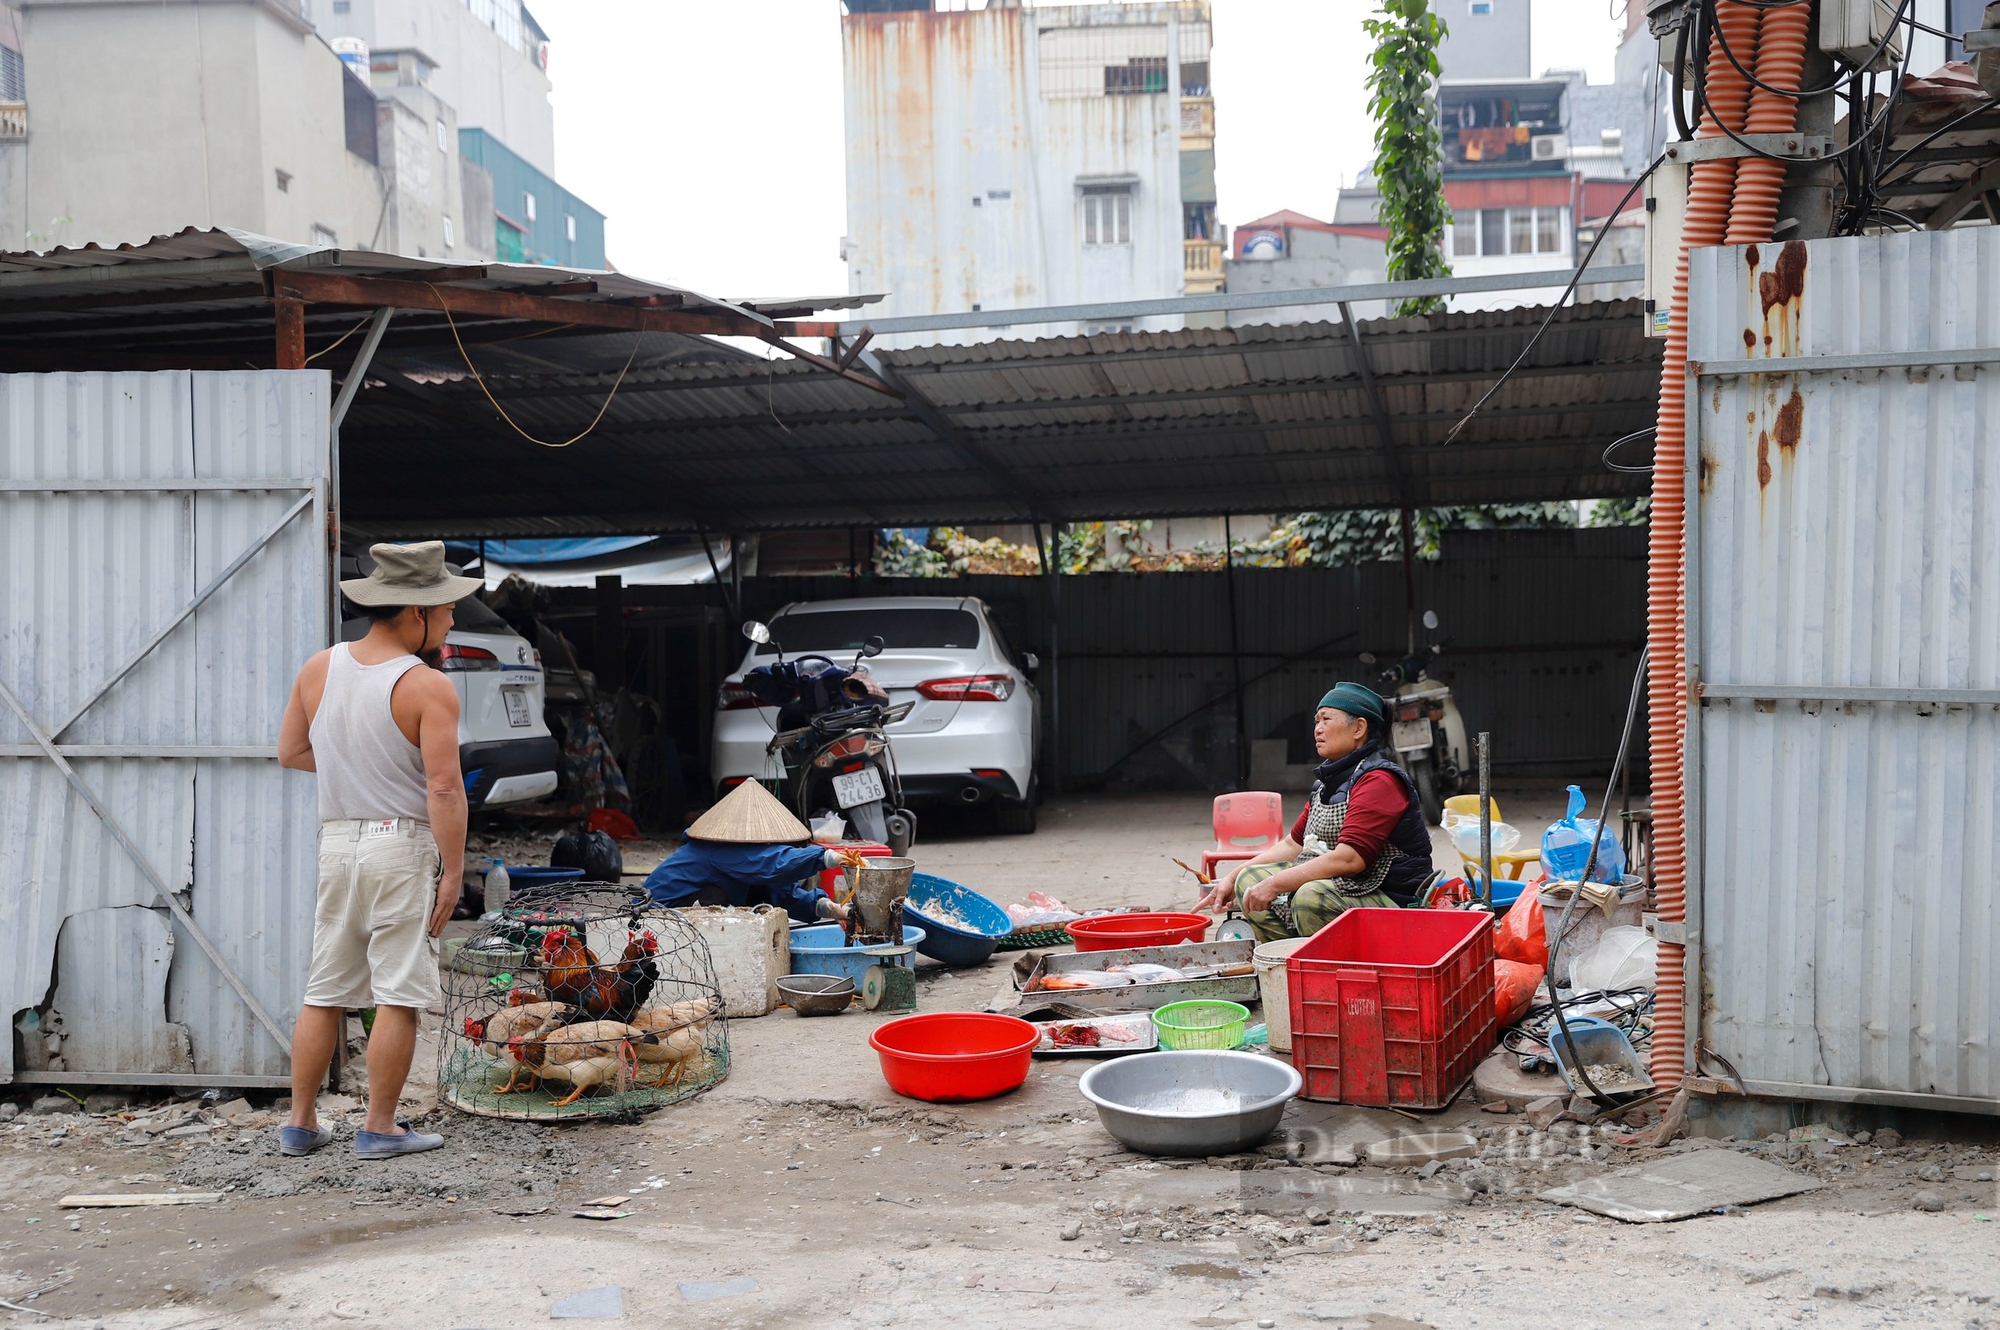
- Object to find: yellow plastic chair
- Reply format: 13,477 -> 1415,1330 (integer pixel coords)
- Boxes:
1441,794 -> 1542,882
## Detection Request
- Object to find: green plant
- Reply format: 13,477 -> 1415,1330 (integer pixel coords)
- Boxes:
1363,0 -> 1451,316
1586,496 -> 1651,526
1240,503 -> 1576,569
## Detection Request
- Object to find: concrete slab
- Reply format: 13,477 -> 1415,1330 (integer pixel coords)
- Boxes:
1471,1047 -> 1566,1112
1538,1149 -> 1826,1222
549,1284 -> 623,1318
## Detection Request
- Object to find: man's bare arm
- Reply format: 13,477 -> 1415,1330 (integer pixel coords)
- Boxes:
276,652 -> 326,772
411,670 -> 467,936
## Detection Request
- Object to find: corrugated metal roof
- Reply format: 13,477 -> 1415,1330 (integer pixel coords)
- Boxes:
337,297 -> 1658,536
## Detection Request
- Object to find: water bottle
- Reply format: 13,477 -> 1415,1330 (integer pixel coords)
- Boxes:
485,859 -> 510,915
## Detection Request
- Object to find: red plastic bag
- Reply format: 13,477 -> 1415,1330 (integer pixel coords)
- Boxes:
1493,887 -> 1547,968
588,807 -> 641,841
1493,959 -> 1545,1027
1427,876 -> 1475,909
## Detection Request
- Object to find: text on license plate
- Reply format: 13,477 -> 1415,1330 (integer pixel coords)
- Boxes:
831,766 -> 887,809
1391,717 -> 1433,751
502,689 -> 533,728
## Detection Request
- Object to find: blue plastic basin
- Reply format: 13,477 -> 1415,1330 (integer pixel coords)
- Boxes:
502,866 -> 587,891
788,923 -> 928,986
903,873 -> 1011,967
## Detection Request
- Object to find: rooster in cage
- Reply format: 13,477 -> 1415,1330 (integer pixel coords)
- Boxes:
535,926 -> 661,1023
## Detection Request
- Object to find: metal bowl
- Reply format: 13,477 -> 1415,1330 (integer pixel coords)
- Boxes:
1077,1050 -> 1302,1156
777,973 -> 856,1016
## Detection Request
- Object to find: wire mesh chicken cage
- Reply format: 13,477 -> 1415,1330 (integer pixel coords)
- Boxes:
438,881 -> 730,1121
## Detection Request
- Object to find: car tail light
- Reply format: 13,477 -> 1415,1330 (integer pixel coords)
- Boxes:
917,674 -> 1015,702
718,681 -> 760,711
972,768 -> 1006,780
437,644 -> 501,672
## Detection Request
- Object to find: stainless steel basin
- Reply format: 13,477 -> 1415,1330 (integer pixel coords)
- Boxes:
1077,1050 -> 1302,1157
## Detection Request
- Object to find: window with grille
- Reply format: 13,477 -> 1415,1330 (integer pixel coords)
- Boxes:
1081,185 -> 1132,246
1105,56 -> 1168,95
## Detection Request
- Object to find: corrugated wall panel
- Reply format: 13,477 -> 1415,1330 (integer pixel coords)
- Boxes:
0,370 -> 326,1085
1689,232 -> 2000,1109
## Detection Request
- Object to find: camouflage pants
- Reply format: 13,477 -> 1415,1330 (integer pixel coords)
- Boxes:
1233,859 -> 1401,944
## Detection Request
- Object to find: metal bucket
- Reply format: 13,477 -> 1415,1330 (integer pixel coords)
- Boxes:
1539,877 -> 1646,985
845,856 -> 916,940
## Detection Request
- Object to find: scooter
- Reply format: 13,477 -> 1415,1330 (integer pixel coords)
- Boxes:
1360,614 -> 1468,826
740,621 -> 918,855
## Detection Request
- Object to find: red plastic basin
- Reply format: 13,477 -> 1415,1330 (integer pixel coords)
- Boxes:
869,1013 -> 1039,1103
1064,912 -> 1212,952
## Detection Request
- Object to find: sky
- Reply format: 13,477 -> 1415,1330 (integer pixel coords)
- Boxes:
528,0 -> 1630,302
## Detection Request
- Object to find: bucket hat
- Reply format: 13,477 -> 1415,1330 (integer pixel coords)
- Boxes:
685,778 -> 811,844
340,541 -> 483,608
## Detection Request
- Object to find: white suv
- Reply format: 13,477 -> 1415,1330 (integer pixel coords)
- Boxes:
340,564 -> 559,810
711,596 -> 1041,833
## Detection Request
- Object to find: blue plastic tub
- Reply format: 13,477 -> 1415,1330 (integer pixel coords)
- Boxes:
904,873 -> 1011,967
788,923 -> 928,986
503,866 -> 588,892
1545,1015 -> 1653,1096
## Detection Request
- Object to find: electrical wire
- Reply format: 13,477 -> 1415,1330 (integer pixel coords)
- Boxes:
303,311 -> 376,365
427,282 -> 645,449
1500,987 -> 1655,1058
1442,157 -> 1664,446
1603,426 -> 1657,474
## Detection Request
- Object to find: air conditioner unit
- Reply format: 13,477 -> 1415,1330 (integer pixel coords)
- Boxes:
1531,134 -> 1568,161
1820,0 -> 1903,70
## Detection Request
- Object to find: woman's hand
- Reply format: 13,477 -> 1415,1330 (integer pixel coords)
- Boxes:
1196,870 -> 1238,913
1240,872 -> 1288,914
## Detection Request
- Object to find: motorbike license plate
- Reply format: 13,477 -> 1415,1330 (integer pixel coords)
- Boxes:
502,689 -> 533,728
831,765 -> 887,809
1392,717 -> 1433,751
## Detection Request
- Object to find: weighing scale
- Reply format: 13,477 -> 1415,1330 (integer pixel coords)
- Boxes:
861,944 -> 917,1011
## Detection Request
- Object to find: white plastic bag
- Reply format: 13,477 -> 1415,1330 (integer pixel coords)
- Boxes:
810,814 -> 846,844
1569,925 -> 1658,992
1450,819 -> 1521,858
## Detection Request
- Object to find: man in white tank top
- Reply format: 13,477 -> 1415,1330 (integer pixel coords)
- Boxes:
275,542 -> 478,1159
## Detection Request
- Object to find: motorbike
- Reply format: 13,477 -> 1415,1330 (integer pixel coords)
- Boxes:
1360,614 -> 1468,826
739,620 -> 918,855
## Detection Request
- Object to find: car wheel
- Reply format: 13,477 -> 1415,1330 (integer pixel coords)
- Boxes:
992,799 -> 1037,835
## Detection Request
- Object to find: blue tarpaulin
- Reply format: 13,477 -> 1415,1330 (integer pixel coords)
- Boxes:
449,537 -> 656,566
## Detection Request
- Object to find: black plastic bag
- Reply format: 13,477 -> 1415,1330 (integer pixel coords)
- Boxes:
551,828 -> 623,883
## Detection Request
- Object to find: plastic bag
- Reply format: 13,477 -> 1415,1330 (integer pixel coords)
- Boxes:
1539,785 -> 1628,884
551,828 -> 623,882
1450,819 -> 1521,859
1493,959 -> 1545,1027
809,814 -> 847,844
1493,887 -> 1548,968
1569,925 -> 1658,992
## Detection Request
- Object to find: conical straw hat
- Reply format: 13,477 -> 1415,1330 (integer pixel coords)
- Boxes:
686,779 -> 811,844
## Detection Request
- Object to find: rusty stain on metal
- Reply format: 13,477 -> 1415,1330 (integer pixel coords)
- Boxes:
1698,448 -> 1716,493
1756,428 -> 1772,488
1741,328 -> 1755,350
1773,387 -> 1803,454
1757,240 -> 1807,357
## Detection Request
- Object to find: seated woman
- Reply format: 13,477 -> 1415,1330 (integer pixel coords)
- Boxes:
641,778 -> 853,925
1197,682 -> 1433,942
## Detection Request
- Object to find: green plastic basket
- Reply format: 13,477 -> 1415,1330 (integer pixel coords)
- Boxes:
995,925 -> 1072,951
1151,1000 -> 1251,1051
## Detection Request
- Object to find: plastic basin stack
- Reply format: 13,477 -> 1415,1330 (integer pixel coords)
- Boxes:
1285,908 -> 1495,1109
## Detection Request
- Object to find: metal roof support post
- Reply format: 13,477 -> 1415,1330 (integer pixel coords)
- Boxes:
1339,300 -> 1418,653
1032,518 -> 1061,798
1225,514 -> 1247,790
273,295 -> 306,369
328,307 -> 395,634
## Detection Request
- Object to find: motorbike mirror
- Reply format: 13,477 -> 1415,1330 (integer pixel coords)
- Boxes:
1422,610 -> 1440,631
742,621 -> 772,644
861,635 -> 885,658
1358,651 -> 1377,666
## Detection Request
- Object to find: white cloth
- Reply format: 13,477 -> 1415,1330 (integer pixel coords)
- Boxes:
309,643 -> 430,822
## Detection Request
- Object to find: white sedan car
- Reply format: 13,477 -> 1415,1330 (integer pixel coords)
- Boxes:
711,596 -> 1041,833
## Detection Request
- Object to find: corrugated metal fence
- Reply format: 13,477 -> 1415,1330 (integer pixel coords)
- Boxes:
0,370 -> 326,1088
585,527 -> 1650,796
1687,231 -> 1999,1114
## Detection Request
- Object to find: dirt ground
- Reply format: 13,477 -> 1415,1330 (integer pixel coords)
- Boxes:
3,789 -> 1996,1330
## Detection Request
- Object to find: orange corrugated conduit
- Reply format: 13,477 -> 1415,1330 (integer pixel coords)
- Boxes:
1726,2 -> 1814,243
1647,0 -> 1762,1090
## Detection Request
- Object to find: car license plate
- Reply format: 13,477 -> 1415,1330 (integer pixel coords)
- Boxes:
502,689 -> 533,728
1392,717 -> 1432,751
831,765 -> 886,809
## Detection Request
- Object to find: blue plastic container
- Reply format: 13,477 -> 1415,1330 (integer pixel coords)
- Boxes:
788,923 -> 928,986
903,873 -> 1011,967
1544,1015 -> 1652,1096
504,866 -> 587,892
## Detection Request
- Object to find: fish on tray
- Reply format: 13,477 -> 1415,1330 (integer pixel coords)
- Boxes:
1029,962 -> 1192,992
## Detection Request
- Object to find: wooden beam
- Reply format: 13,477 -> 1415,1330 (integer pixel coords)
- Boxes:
273,296 -> 306,369
269,269 -> 836,340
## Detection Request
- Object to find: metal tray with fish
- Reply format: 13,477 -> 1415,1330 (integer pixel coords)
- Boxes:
1030,1011 -> 1159,1059
1012,940 -> 1258,1012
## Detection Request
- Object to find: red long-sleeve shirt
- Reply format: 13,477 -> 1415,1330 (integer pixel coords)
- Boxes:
1288,770 -> 1409,864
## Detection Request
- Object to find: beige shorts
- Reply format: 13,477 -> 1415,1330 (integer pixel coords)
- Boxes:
303,818 -> 443,1011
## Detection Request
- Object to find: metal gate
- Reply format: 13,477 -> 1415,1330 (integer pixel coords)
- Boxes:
1686,231 -> 1999,1115
0,370 -> 329,1088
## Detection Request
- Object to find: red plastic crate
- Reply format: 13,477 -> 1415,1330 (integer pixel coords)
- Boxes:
1285,908 -> 1495,1109
816,840 -> 893,899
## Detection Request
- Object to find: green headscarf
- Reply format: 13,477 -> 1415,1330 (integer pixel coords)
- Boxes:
1318,681 -> 1388,727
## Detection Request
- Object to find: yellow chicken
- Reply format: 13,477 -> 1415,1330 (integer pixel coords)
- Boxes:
512,1020 -> 647,1108
465,1001 -> 574,1094
627,998 -> 719,1088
